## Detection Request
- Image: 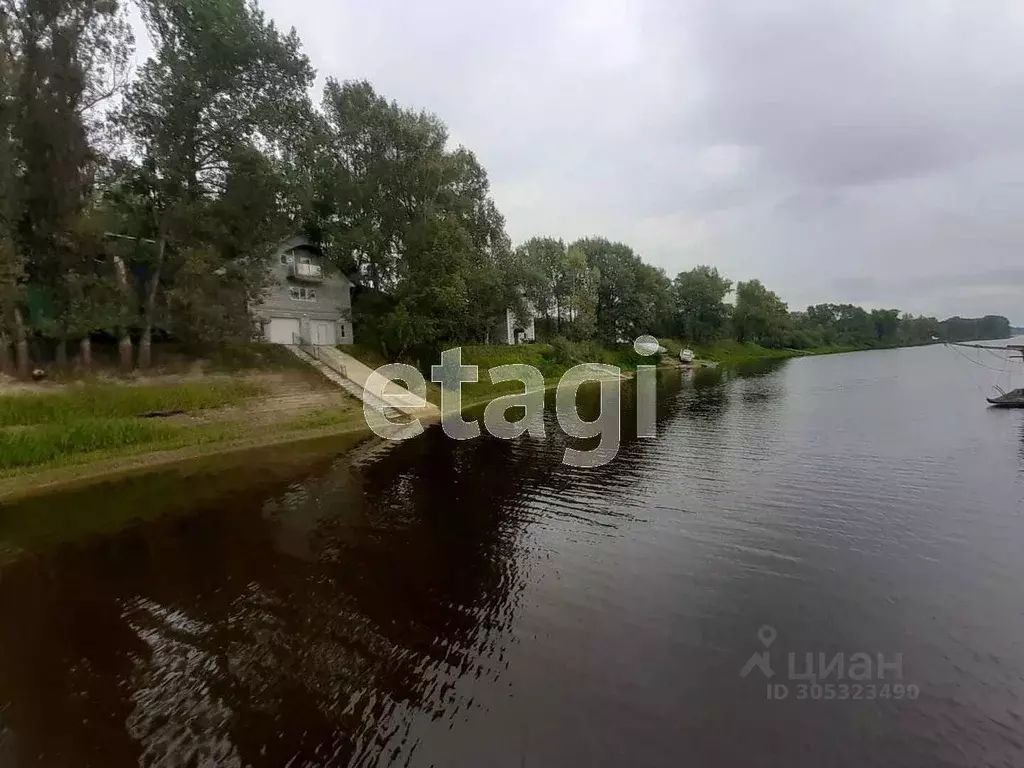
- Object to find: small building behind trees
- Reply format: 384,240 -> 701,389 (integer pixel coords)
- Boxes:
493,302 -> 537,345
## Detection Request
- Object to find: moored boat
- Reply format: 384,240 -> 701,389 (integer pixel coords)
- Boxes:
679,348 -> 695,364
986,388 -> 1024,408
948,342 -> 1024,407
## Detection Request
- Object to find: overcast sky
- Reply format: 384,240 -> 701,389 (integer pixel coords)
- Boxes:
137,0 -> 1024,322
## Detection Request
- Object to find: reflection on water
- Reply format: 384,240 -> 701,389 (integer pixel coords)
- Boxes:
1,348 -> 1023,766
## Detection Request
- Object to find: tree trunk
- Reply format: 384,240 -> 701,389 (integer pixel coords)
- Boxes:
138,235 -> 166,370
55,339 -> 68,370
0,334 -> 11,375
111,253 -> 135,373
116,335 -> 132,373
79,336 -> 92,371
13,307 -> 29,379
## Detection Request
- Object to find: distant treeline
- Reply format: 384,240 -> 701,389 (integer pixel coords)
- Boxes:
514,240 -> 1011,350
0,0 -> 1010,380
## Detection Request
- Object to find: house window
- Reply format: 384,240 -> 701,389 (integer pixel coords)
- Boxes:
340,324 -> 346,339
289,286 -> 316,302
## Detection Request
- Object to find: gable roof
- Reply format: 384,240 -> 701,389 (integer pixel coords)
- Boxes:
274,235 -> 323,256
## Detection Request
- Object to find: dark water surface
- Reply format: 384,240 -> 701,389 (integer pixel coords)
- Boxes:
1,343 -> 1023,767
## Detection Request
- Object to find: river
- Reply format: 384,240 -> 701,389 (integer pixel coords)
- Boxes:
0,342 -> 1023,767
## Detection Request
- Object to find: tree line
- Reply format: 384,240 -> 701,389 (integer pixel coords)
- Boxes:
515,237 -> 1011,349
0,0 -> 523,375
0,0 -> 1010,379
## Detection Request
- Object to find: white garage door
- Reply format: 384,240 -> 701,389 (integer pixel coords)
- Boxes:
267,317 -> 301,344
312,320 -> 336,346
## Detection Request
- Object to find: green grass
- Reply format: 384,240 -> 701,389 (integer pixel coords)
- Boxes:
461,343 -> 559,372
0,420 -> 182,470
283,407 -> 365,431
345,342 -> 391,371
170,341 -> 313,373
690,340 -> 800,364
344,337 -> 885,415
0,420 -> 260,476
0,380 -> 265,427
689,340 -> 872,364
0,380 -> 268,473
345,341 -> 644,411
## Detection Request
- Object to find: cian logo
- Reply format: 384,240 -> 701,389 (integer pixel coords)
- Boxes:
740,625 -> 777,679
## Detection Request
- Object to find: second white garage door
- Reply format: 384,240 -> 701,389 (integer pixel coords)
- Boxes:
267,317 -> 301,344
311,320 -> 336,345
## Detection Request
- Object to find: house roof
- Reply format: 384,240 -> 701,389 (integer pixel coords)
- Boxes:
275,235 -> 323,256
273,235 -> 362,285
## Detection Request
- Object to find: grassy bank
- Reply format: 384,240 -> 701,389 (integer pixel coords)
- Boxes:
345,338 -> 859,410
0,380 -> 264,426
0,381 -> 265,473
353,337 -> 883,383
0,374 -> 370,482
679,339 -> 872,365
349,340 -> 649,409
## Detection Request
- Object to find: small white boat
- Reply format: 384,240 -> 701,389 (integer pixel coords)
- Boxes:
679,348 -> 695,364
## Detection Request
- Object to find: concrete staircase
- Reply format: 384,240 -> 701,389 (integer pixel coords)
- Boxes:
286,345 -> 438,424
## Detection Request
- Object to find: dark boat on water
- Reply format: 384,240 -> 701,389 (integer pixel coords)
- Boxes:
987,388 -> 1024,408
948,342 -> 1024,407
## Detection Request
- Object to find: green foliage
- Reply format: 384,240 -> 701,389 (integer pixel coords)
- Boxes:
516,236 -> 568,328
939,315 -> 1011,342
674,265 -> 732,343
795,305 -> 1009,349
165,245 -> 253,345
569,237 -> 667,343
560,246 -> 599,340
309,80 -> 520,358
733,280 -> 790,347
541,337 -> 649,372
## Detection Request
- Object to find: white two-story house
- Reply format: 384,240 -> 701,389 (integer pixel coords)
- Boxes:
255,236 -> 354,346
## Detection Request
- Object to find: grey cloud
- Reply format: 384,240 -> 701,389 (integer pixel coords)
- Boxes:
240,0 -> 1024,322
689,0 -> 1024,188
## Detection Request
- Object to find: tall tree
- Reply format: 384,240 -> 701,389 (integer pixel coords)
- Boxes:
9,0 -> 133,368
366,148 -> 519,357
674,265 -> 732,343
570,237 -> 654,343
733,279 -> 789,346
121,0 -> 314,367
638,263 -> 674,338
317,79 -> 448,291
870,308 -> 901,344
0,1 -> 24,374
315,80 -> 519,357
560,245 -> 599,340
515,237 -> 568,332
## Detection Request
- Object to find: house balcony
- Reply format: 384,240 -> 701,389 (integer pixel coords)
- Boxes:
288,262 -> 323,282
